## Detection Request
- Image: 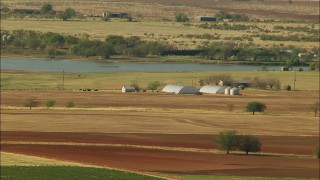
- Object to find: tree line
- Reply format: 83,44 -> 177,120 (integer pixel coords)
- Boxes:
1,30 -> 176,59
1,29 -> 318,68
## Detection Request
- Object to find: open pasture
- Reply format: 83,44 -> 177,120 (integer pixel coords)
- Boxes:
2,19 -> 319,50
1,70 -> 319,91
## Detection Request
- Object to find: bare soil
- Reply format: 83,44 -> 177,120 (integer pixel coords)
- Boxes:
1,143 -> 319,178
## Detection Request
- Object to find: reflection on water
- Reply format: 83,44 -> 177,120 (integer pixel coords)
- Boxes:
0,57 -> 305,72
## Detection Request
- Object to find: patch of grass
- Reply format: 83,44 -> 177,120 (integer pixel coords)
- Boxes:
1,71 -> 319,91
0,166 -> 163,180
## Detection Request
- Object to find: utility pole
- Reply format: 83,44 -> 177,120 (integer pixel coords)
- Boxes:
62,70 -> 64,90
293,70 -> 296,91
194,72 -> 196,88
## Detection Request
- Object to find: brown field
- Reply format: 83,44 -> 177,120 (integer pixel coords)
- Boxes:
1,89 -> 319,178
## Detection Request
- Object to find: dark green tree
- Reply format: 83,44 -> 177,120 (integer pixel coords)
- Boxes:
215,130 -> 239,154
148,81 -> 162,91
239,135 -> 261,155
46,99 -> 56,109
175,12 -> 189,22
41,4 -> 54,14
246,102 -> 266,115
59,8 -> 76,21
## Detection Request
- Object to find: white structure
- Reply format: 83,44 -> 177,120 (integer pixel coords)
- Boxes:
162,84 -> 199,94
122,85 -> 136,93
200,85 -> 229,94
230,88 -> 240,95
225,87 -> 231,95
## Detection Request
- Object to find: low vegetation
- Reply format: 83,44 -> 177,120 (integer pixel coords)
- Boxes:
46,99 -> 56,109
0,166 -> 162,180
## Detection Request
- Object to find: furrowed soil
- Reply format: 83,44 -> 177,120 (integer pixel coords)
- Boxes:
1,90 -> 319,178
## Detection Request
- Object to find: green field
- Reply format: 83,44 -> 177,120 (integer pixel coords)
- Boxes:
1,70 -> 318,91
0,166 -> 163,180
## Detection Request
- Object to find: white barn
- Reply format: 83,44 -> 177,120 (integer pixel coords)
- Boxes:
122,85 -> 136,93
162,84 -> 199,94
200,85 -> 229,94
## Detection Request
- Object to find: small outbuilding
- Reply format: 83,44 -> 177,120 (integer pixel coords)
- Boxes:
200,85 -> 229,94
122,85 -> 136,93
232,80 -> 252,87
162,84 -> 199,94
197,16 -> 217,22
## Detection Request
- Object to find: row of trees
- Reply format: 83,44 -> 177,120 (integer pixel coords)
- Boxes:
215,130 -> 261,154
198,74 -> 281,90
24,97 -> 74,109
216,130 -> 319,158
2,4 -> 77,21
198,42 -> 316,67
1,30 -> 176,58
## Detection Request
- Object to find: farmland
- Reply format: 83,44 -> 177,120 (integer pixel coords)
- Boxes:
1,87 -> 319,179
1,0 -> 320,179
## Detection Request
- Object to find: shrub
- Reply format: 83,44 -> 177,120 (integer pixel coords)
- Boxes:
215,130 -> 239,154
175,12 -> 189,22
24,97 -> 39,110
46,99 -> 56,109
285,85 -> 292,91
65,101 -> 74,108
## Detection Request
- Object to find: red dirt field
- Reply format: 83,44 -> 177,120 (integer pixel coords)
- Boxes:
1,144 -> 319,178
1,131 -> 318,155
1,131 -> 319,178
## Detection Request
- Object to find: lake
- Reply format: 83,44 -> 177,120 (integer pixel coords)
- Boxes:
0,57 -> 304,72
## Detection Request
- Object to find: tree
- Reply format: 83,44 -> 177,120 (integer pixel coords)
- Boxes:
41,4 -> 54,15
215,130 -> 239,154
239,135 -> 261,155
24,97 -> 39,109
266,78 -> 281,89
59,8 -> 76,21
246,102 -> 266,115
312,102 -> 319,117
148,81 -> 162,91
130,81 -> 140,91
175,12 -> 189,22
46,99 -> 56,109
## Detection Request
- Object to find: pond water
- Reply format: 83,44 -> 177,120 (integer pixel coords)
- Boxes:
0,57 -> 305,72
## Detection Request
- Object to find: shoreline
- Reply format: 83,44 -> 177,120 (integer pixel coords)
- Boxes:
1,53 -> 300,66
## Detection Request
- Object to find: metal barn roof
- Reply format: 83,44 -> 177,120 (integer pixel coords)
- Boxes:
200,85 -> 229,94
162,84 -> 199,94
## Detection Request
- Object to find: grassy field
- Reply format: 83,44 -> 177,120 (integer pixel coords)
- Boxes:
1,19 -> 319,50
1,70 -> 319,91
0,166 -> 163,180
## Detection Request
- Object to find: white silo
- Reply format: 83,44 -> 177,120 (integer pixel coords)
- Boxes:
224,87 -> 230,95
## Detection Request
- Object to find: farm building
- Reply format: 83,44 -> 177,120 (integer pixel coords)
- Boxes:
162,84 -> 199,94
197,16 -> 217,22
122,85 -> 136,93
232,80 -> 251,87
102,12 -> 129,18
200,85 -> 229,94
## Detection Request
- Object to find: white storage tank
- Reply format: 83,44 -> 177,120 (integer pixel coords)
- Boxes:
224,87 -> 230,95
230,88 -> 239,95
